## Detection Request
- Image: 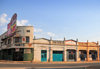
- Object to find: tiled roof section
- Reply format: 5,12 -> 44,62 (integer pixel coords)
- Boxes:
78,42 -> 97,46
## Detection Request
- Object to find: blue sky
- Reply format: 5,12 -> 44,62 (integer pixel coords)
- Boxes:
0,0 -> 100,42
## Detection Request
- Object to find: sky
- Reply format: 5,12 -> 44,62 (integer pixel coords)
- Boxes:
0,0 -> 100,42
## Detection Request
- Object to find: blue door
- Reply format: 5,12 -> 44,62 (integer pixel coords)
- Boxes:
41,50 -> 47,62
53,51 -> 63,61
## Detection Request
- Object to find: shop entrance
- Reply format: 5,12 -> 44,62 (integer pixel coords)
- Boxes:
89,50 -> 97,60
13,48 -> 24,61
67,50 -> 76,61
53,51 -> 63,61
41,50 -> 47,62
79,50 -> 87,61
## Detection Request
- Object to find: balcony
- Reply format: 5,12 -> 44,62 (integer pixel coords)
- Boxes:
14,43 -> 33,47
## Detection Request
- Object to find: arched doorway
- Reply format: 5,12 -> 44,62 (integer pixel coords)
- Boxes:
79,50 -> 87,61
89,50 -> 97,61
67,49 -> 76,61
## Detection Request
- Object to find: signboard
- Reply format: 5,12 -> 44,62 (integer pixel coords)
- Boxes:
24,49 -> 31,54
65,40 -> 76,45
16,48 -> 20,52
7,13 -> 17,37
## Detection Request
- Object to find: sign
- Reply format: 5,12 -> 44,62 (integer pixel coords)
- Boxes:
23,37 -> 25,41
65,40 -> 76,45
7,13 -> 17,37
24,49 -> 31,54
16,48 -> 20,52
29,43 -> 32,47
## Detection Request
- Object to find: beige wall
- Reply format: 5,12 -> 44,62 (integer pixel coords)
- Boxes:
33,44 -> 50,62
16,26 -> 34,43
0,26 -> 34,50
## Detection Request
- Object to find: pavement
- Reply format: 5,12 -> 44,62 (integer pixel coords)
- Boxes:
0,60 -> 100,64
0,60 -> 100,69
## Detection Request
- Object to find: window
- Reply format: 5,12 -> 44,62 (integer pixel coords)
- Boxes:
26,36 -> 30,43
26,30 -> 30,32
15,37 -> 22,43
8,38 -> 11,44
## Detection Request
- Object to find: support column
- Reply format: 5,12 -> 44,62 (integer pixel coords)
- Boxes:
76,50 -> 79,61
64,47 -> 66,62
87,40 -> 89,61
87,50 -> 89,61
64,38 -> 66,62
50,37 -> 53,62
76,39 -> 79,61
50,47 -> 52,62
97,41 -> 99,61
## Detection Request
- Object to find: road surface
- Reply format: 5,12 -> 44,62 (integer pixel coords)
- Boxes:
0,62 -> 100,69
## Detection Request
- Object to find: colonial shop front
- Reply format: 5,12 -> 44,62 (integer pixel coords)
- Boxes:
65,40 -> 77,61
77,41 -> 99,61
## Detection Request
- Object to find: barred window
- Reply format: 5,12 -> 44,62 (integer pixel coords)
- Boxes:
26,36 -> 30,43
15,37 -> 22,43
26,30 -> 30,32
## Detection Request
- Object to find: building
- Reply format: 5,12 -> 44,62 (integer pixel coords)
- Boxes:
0,27 -> 100,62
33,38 -> 99,62
0,14 -> 100,62
0,26 -> 34,61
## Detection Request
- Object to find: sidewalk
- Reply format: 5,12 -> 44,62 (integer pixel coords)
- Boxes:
0,60 -> 100,64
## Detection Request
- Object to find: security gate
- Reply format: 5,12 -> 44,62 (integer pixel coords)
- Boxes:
79,50 -> 87,61
53,51 -> 63,61
41,50 -> 47,62
89,50 -> 97,60
67,50 -> 76,61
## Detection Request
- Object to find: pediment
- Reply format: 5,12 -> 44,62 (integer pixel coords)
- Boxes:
33,38 -> 49,44
65,40 -> 76,45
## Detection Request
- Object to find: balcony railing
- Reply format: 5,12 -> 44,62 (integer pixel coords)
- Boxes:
14,43 -> 33,47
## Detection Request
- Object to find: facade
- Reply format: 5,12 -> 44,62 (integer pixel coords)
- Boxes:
0,26 -> 100,62
33,38 -> 99,62
0,26 -> 34,61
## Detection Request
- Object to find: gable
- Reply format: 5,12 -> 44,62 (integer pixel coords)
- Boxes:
33,38 -> 49,44
65,40 -> 76,45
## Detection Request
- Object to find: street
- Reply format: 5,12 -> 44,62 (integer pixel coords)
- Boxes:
0,62 -> 100,69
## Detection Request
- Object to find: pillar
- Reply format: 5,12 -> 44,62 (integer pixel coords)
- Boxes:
64,47 -> 66,62
87,40 -> 89,61
49,37 -> 53,62
76,39 -> 79,61
50,47 -> 52,62
97,41 -> 99,61
76,50 -> 79,61
63,37 -> 66,62
87,50 -> 89,61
